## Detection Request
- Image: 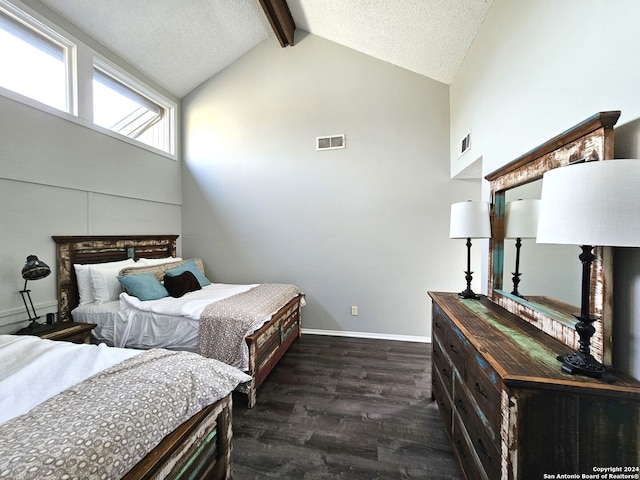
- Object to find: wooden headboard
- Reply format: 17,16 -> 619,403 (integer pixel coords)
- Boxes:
52,235 -> 178,322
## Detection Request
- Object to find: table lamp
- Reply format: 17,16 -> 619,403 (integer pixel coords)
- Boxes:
537,159 -> 640,380
450,200 -> 491,299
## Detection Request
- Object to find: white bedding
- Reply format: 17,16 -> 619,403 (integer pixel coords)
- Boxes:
0,335 -> 252,479
73,300 -> 201,351
0,335 -> 140,425
72,283 -> 259,353
120,283 -> 258,318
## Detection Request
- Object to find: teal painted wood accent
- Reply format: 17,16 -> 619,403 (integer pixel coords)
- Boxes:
460,299 -> 562,369
473,352 -> 499,385
175,427 -> 218,478
451,324 -> 471,348
492,193 -> 505,291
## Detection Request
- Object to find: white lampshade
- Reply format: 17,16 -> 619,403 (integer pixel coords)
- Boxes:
505,199 -> 541,239
537,159 -> 640,247
450,201 -> 491,239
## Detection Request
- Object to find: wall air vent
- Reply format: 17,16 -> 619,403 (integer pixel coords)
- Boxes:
317,134 -> 346,151
459,132 -> 471,158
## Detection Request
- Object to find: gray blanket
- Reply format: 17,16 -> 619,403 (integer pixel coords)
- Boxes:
0,349 -> 250,480
198,283 -> 300,370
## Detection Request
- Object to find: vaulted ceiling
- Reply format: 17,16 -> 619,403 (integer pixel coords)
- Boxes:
38,0 -> 494,98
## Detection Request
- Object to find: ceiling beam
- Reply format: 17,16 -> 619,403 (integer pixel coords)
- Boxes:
258,0 -> 295,47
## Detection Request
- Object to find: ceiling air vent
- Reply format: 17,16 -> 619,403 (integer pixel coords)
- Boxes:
459,132 -> 471,158
317,134 -> 345,151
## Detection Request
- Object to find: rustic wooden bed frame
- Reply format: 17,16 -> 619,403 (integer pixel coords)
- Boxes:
126,394 -> 233,479
52,235 -> 304,408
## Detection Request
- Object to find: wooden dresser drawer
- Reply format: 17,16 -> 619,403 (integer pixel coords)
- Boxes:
432,364 -> 453,434
433,303 -> 467,377
452,411 -> 488,480
454,376 -> 501,478
432,338 -> 454,394
464,348 -> 502,435
443,322 -> 467,380
430,291 -> 640,480
432,303 -> 448,340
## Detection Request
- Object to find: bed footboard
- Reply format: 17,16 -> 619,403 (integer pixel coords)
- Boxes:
123,394 -> 233,480
244,293 -> 303,408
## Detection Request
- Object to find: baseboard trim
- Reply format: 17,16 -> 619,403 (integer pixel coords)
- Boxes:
301,328 -> 430,344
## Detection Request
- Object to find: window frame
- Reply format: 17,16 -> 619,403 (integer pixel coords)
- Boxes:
93,57 -> 177,157
0,0 -> 77,115
0,0 -> 178,161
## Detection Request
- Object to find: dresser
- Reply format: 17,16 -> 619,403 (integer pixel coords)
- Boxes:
429,292 -> 640,480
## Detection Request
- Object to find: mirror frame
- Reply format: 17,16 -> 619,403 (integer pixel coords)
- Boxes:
484,111 -> 620,365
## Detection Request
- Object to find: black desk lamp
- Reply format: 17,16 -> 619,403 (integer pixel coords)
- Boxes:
20,255 -> 51,325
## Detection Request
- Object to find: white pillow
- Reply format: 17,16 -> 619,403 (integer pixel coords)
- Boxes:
88,258 -> 136,304
137,256 -> 182,266
73,264 -> 94,305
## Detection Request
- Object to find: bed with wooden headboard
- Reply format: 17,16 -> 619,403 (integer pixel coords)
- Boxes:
52,234 -> 304,408
1,331 -> 241,480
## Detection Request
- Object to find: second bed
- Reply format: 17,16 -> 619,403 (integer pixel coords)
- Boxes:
53,235 -> 304,407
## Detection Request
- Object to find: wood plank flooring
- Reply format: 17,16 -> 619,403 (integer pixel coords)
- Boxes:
232,334 -> 462,479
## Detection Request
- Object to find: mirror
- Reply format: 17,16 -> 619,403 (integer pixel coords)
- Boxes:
485,111 -> 620,365
501,180 -> 581,306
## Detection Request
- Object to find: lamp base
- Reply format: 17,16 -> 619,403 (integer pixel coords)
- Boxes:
458,288 -> 480,300
510,272 -> 527,300
557,353 -> 615,383
459,265 -> 481,300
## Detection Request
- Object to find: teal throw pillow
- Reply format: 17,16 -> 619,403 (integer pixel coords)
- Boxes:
165,259 -> 211,287
117,273 -> 169,301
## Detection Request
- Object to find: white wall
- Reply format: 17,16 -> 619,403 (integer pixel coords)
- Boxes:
182,32 -> 478,341
451,0 -> 640,177
0,96 -> 182,333
0,1 -> 182,333
451,0 -> 640,377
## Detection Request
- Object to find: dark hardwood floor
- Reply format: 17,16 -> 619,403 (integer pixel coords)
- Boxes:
232,334 -> 462,479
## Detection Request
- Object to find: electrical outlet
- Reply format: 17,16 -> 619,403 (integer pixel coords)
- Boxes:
351,306 -> 358,316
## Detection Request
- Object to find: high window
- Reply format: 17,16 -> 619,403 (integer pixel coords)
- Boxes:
0,5 -> 73,113
93,61 -> 174,155
0,0 -> 176,158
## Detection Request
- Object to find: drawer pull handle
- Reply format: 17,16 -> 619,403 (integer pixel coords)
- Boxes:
477,438 -> 489,457
455,440 -> 467,458
475,382 -> 488,398
442,368 -> 451,379
449,344 -> 458,354
456,398 -> 467,414
435,321 -> 442,329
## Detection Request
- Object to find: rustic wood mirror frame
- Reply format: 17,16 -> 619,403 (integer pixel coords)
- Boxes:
484,111 -> 620,365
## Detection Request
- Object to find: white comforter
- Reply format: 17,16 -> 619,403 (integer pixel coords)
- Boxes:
0,334 -> 140,425
119,283 -> 258,319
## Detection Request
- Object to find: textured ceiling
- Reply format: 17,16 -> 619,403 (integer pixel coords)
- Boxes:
38,0 -> 493,98
288,0 -> 493,84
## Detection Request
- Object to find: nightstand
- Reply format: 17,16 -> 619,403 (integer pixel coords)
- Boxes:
15,322 -> 96,344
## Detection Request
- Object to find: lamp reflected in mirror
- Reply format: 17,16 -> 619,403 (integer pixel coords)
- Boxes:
538,159 -> 640,381
504,199 -> 540,299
